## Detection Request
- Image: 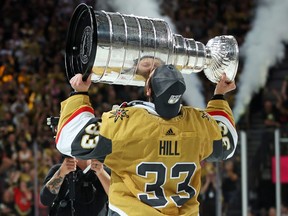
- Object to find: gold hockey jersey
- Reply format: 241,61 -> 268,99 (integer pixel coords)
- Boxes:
56,95 -> 237,216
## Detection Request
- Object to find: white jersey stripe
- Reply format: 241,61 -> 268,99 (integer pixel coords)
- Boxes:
56,111 -> 95,156
211,115 -> 238,159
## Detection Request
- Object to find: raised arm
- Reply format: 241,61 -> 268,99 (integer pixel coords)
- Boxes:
205,73 -> 238,161
56,74 -> 112,161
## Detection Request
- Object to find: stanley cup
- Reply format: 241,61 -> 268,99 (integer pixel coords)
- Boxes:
65,3 -> 239,86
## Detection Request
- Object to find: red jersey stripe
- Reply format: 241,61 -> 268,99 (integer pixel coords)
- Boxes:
56,106 -> 94,144
207,110 -> 235,127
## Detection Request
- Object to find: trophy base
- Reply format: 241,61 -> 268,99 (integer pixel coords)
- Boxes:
65,4 -> 97,81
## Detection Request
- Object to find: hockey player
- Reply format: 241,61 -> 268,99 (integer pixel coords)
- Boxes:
56,64 -> 237,216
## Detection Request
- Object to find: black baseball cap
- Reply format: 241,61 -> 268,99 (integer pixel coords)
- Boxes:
151,64 -> 186,119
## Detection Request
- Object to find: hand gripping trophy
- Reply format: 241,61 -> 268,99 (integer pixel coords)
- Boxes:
65,3 -> 239,86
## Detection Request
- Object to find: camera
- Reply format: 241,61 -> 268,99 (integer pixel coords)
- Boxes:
47,116 -> 59,133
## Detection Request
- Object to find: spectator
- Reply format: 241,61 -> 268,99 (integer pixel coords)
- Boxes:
13,174 -> 33,216
262,99 -> 281,128
17,139 -> 33,164
282,203 -> 288,216
222,160 -> 239,214
281,75 -> 288,102
199,164 -> 217,216
2,171 -> 33,216
2,133 -> 18,162
268,206 -> 276,216
278,77 -> 288,126
10,91 -> 29,130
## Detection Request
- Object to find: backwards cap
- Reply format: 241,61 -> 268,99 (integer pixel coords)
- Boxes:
151,64 -> 186,119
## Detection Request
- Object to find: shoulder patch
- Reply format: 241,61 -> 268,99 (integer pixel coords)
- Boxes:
200,110 -> 211,121
109,108 -> 129,122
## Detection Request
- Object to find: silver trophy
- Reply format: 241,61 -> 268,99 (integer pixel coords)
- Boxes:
65,3 -> 239,86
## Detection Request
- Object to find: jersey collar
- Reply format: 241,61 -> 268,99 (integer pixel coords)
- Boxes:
128,100 -> 159,116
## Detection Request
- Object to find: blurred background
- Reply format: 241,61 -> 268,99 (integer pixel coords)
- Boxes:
0,0 -> 288,215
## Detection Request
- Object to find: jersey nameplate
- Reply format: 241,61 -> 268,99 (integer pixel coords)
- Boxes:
158,139 -> 181,157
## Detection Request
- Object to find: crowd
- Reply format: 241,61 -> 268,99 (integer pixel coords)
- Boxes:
0,0 -> 287,215
249,75 -> 288,214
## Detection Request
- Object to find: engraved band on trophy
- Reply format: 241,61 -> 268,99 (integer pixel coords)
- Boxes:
65,3 -> 239,86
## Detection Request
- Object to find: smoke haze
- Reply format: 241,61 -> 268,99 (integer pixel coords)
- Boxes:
233,0 -> 288,122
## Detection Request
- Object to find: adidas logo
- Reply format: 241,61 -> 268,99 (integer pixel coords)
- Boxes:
166,128 -> 175,136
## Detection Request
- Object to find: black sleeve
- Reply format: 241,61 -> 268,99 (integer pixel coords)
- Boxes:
205,121 -> 237,162
210,94 -> 225,100
205,139 -> 224,162
40,164 -> 61,206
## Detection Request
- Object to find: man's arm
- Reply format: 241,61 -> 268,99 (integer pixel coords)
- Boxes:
205,73 -> 238,161
56,73 -> 95,157
90,159 -> 111,195
45,170 -> 65,195
46,158 -> 77,194
40,165 -> 61,206
56,74 -> 112,160
40,158 -> 77,206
